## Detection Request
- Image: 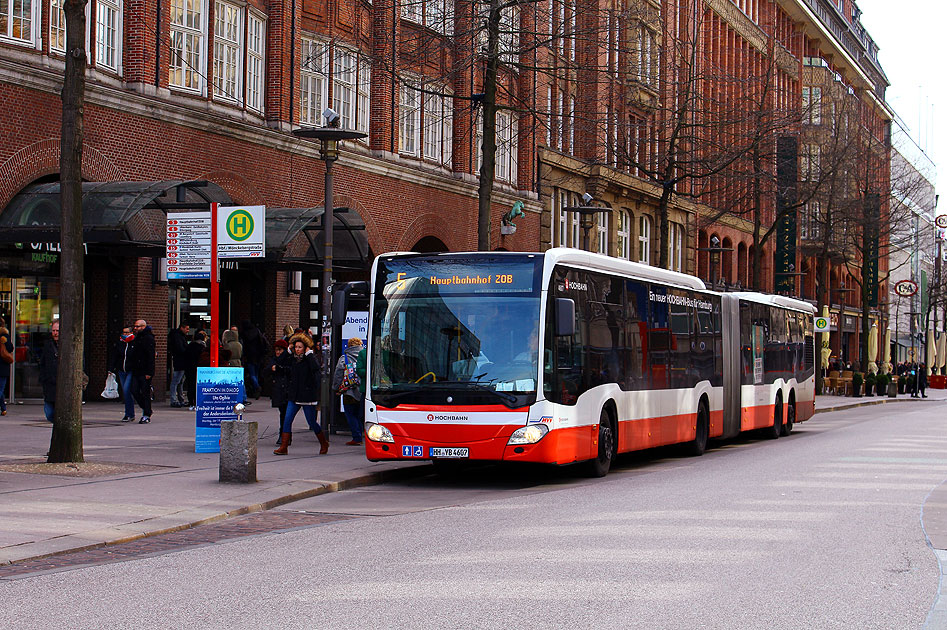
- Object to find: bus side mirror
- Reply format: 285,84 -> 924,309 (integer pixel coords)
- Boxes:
332,281 -> 369,325
554,298 -> 575,337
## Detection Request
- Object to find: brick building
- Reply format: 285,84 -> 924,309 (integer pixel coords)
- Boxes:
0,0 -> 892,400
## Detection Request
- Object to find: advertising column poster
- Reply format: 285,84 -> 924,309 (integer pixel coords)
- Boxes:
195,367 -> 245,453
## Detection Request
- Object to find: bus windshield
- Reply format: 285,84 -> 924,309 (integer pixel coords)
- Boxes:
370,255 -> 542,408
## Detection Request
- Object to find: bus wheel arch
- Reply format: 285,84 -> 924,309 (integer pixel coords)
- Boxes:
684,395 -> 710,456
781,391 -> 795,436
766,392 -> 783,440
584,405 -> 616,478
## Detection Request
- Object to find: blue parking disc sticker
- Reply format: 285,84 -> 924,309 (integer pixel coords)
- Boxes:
412,445 -> 423,457
402,445 -> 413,457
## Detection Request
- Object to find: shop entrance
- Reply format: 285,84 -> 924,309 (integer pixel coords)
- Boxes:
0,277 -> 60,401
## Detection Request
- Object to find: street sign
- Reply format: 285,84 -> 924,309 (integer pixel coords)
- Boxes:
936,215 -> 947,229
894,280 -> 918,298
166,212 -> 212,279
217,205 -> 265,258
814,316 -> 830,332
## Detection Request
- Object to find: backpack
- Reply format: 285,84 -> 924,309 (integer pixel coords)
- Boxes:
339,355 -> 360,393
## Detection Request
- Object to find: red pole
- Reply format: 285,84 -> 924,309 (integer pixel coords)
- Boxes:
210,202 -> 219,368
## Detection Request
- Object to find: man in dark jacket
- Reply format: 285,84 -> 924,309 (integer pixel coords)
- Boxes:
167,322 -> 190,408
38,320 -> 60,423
131,319 -> 156,423
240,320 -> 266,399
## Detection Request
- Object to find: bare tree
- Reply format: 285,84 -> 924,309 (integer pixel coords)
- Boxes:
48,0 -> 88,463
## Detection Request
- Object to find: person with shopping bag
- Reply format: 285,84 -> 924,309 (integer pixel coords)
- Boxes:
0,317 -> 13,417
107,327 -> 137,421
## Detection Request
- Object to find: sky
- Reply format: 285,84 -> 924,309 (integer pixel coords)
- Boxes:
857,0 -> 942,208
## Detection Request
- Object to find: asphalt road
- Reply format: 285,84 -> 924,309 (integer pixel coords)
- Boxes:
2,400 -> 945,629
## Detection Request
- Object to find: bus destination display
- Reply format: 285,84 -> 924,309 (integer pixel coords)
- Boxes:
380,258 -> 538,294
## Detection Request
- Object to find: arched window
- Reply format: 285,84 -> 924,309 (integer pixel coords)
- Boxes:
722,237 -> 733,283
596,208 -> 610,255
638,214 -> 651,264
616,209 -> 631,260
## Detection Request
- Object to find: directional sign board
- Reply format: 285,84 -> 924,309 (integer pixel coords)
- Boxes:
217,205 -> 265,259
166,212 -> 212,279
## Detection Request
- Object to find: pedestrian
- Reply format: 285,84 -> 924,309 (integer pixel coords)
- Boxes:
184,330 -> 207,410
333,337 -> 364,446
130,319 -> 155,423
0,317 -> 14,416
167,322 -> 190,407
919,362 -> 928,398
267,339 -> 292,445
274,333 -> 328,455
108,326 -> 136,422
222,329 -> 243,368
38,319 -> 60,423
281,324 -> 294,342
240,320 -> 266,399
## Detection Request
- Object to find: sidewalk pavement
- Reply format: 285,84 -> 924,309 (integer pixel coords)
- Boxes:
1,389 -> 945,567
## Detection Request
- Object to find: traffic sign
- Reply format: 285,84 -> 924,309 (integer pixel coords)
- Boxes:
217,205 -> 265,258
894,280 -> 918,297
166,212 -> 212,279
814,316 -> 830,332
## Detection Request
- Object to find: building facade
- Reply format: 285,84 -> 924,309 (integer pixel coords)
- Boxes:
0,0 -> 896,399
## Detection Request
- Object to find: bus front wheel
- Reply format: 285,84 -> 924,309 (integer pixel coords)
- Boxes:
584,410 -> 614,478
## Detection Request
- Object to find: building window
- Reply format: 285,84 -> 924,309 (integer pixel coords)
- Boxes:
802,201 -> 822,240
617,209 -> 631,259
801,144 -> 820,181
477,110 -> 518,184
2,0 -> 34,43
555,189 -> 569,247
50,0 -> 65,51
95,0 -> 121,72
596,210 -> 609,255
246,13 -> 265,112
668,222 -> 683,271
425,0 -> 452,35
300,38 -> 328,125
333,47 -> 356,128
802,86 -> 821,125
570,193 -> 580,246
213,1 -> 242,101
638,214 -> 651,264
400,82 -> 421,156
423,88 -> 453,167
169,0 -> 206,92
357,57 -> 370,134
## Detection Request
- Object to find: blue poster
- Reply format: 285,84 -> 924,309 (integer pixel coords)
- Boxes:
195,367 -> 245,453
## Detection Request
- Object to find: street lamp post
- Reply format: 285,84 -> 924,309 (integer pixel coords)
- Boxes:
293,114 -> 367,435
565,194 -> 610,252
697,236 -> 732,289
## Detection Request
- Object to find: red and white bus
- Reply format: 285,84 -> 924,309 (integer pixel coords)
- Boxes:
363,249 -> 815,475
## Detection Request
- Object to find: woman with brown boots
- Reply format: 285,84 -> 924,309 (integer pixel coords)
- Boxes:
274,333 -> 329,455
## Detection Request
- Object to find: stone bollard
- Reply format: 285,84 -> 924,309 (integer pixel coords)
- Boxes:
219,404 -> 258,483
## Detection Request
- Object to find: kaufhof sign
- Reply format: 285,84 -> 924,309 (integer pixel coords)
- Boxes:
217,205 -> 265,259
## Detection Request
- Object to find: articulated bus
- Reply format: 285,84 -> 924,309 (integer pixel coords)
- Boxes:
363,249 -> 815,476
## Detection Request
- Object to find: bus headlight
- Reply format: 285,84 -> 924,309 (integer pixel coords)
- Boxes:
507,424 -> 549,445
365,422 -> 394,443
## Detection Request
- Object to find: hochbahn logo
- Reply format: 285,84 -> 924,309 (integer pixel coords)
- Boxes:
427,414 -> 469,422
560,279 -> 588,292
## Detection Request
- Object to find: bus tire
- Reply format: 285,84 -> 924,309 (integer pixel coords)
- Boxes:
584,409 -> 614,478
781,398 -> 795,436
684,400 -> 710,457
766,395 -> 782,440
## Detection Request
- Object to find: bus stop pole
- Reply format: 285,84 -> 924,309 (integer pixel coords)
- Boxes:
210,202 -> 219,368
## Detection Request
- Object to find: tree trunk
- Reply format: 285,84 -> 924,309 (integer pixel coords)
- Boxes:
48,0 -> 88,463
476,0 -> 501,252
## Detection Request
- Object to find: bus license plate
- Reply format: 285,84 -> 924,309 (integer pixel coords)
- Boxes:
429,447 -> 469,459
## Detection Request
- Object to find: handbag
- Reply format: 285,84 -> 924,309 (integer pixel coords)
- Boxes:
0,339 -> 12,365
101,372 -> 119,399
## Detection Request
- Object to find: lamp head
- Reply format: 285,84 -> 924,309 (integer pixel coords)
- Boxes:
323,107 -> 340,128
710,235 -> 720,248
582,192 -> 594,205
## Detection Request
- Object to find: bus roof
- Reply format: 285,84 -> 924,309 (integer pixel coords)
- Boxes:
544,248 -> 707,290
729,291 -> 816,314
